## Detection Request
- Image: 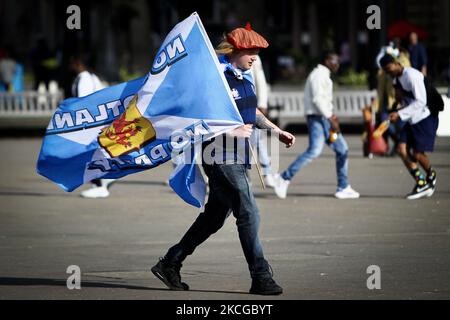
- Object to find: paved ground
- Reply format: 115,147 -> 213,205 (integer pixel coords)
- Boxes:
0,134 -> 449,300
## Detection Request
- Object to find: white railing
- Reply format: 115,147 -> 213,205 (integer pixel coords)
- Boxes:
268,90 -> 377,129
0,91 -> 64,117
1,89 -> 448,131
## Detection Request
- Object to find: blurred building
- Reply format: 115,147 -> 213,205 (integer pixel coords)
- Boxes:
0,0 -> 449,91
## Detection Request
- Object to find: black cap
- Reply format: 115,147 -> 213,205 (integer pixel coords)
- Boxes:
379,54 -> 396,68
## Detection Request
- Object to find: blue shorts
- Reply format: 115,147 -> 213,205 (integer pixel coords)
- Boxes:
399,115 -> 439,152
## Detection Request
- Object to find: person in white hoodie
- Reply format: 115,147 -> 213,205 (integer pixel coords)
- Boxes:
250,55 -> 276,187
69,54 -> 114,198
273,51 -> 360,199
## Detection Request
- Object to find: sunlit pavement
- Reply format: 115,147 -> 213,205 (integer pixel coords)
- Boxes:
0,135 -> 449,299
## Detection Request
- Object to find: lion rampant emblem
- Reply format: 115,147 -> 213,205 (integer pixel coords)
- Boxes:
104,113 -> 142,148
98,95 -> 156,157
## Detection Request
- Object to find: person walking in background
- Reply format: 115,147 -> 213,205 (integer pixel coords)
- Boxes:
151,24 -> 295,295
69,53 -> 114,198
250,55 -> 276,187
272,51 -> 360,200
0,49 -> 17,92
70,54 -> 104,98
380,54 -> 440,199
376,39 -> 411,112
339,41 -> 351,75
408,32 -> 428,76
375,40 -> 411,155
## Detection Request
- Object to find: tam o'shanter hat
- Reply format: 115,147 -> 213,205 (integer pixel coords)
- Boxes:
226,23 -> 269,49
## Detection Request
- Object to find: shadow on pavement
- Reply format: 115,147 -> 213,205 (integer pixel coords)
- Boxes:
0,191 -> 73,198
0,277 -> 156,291
115,180 -> 167,187
0,277 -> 250,295
253,192 -> 400,199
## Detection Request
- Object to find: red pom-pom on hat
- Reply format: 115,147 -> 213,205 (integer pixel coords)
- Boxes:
227,23 -> 269,49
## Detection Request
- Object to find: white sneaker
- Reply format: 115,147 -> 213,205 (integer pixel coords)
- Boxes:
264,174 -> 276,188
406,183 -> 434,200
101,179 -> 115,188
426,187 -> 435,198
273,173 -> 290,199
335,185 -> 360,199
80,185 -> 110,198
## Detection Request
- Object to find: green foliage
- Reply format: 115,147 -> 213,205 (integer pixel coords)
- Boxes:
337,69 -> 368,86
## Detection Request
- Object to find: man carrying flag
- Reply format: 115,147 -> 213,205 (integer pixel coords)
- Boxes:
151,23 -> 295,295
37,14 -> 295,295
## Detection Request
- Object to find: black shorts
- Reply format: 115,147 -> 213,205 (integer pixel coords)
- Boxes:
399,115 -> 439,152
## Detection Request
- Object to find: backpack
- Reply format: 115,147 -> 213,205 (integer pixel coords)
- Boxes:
423,77 -> 444,116
394,75 -> 444,116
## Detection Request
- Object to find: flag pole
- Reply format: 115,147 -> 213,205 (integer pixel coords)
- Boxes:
249,143 -> 266,189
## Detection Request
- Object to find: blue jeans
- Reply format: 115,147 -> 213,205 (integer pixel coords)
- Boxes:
165,164 -> 271,279
281,115 -> 349,190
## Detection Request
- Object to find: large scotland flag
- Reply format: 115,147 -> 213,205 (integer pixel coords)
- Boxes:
37,13 -> 243,207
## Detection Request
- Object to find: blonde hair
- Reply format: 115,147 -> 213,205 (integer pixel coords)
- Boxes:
215,36 -> 236,56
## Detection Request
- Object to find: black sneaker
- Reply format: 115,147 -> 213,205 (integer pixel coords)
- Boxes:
406,183 -> 433,200
249,277 -> 283,295
427,169 -> 437,188
151,258 -> 189,290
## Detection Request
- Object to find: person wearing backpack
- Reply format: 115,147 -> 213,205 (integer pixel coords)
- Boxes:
69,53 -> 115,198
379,54 -> 443,200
